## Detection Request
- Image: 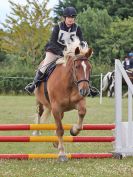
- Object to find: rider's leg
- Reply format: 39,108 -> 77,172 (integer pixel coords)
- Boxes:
25,70 -> 44,94
25,52 -> 58,94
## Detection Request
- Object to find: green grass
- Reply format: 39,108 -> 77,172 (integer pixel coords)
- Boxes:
0,95 -> 132,177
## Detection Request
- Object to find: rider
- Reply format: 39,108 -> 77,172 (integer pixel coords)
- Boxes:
25,6 -> 99,97
123,52 -> 133,71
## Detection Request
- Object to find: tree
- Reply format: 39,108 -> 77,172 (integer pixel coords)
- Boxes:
102,0 -> 133,19
96,17 -> 133,64
1,0 -> 52,65
54,0 -> 133,20
76,7 -> 133,65
76,7 -> 112,65
0,29 -> 7,62
77,7 -> 112,45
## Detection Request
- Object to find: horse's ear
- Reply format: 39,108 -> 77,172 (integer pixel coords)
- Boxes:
75,47 -> 80,55
85,48 -> 93,58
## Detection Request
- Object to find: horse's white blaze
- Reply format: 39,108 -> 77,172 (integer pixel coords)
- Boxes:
81,61 -> 87,78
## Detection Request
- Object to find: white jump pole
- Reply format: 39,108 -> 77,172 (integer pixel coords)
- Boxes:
127,88 -> 133,147
100,73 -> 103,104
115,59 -> 122,151
115,59 -> 133,156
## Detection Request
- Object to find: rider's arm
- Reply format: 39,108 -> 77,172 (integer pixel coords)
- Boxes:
45,25 -> 64,56
50,25 -> 60,43
76,26 -> 84,41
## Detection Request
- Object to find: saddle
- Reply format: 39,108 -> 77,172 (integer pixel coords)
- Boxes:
43,62 -> 56,82
41,62 -> 56,101
41,57 -> 65,102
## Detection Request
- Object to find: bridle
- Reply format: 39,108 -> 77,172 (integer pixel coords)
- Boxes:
72,56 -> 91,86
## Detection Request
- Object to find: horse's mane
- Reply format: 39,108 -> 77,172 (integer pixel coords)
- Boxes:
64,38 -> 88,57
56,38 -> 89,65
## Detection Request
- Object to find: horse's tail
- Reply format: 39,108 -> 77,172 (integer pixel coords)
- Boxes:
102,72 -> 112,91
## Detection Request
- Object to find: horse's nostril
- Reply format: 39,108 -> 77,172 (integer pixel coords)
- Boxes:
79,89 -> 84,96
79,89 -> 88,96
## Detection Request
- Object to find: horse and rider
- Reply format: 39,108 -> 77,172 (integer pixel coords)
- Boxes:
24,7 -> 99,161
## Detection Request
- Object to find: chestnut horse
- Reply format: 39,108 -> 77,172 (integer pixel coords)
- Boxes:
34,41 -> 93,161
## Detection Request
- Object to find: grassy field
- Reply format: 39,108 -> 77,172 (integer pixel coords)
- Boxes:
0,95 -> 132,177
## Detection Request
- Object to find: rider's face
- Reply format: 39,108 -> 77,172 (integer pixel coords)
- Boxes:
65,17 -> 75,27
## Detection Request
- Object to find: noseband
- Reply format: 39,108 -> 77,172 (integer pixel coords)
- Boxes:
73,57 -> 90,86
77,79 -> 89,85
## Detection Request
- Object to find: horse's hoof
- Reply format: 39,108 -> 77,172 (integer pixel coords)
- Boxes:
53,142 -> 58,148
32,130 -> 42,136
58,155 -> 68,162
70,128 -> 79,136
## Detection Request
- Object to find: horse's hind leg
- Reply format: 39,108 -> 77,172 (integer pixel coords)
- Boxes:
70,100 -> 86,136
52,107 -> 67,162
41,106 -> 51,123
33,102 -> 51,135
32,101 -> 44,136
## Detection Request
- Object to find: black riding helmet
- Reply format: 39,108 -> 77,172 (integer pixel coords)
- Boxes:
63,7 -> 77,17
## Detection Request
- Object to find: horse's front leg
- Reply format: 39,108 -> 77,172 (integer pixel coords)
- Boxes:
53,112 -> 64,149
52,107 -> 68,162
70,99 -> 86,136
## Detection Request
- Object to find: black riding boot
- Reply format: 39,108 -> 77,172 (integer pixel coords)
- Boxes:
89,86 -> 100,97
25,70 -> 44,94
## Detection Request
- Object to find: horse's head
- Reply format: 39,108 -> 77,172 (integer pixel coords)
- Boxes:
63,38 -> 93,96
72,46 -> 93,96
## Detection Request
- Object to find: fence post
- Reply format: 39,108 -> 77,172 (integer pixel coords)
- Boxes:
115,59 -> 122,151
127,88 -> 133,147
100,73 -> 103,104
114,59 -> 133,157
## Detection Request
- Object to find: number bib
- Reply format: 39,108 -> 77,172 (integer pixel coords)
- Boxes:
57,29 -> 77,46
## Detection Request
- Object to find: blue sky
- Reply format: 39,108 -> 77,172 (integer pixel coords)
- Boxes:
0,0 -> 59,23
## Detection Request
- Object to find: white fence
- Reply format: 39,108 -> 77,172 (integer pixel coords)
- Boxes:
115,59 -> 133,157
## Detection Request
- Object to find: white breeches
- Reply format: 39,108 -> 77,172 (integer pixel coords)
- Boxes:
39,52 -> 59,73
